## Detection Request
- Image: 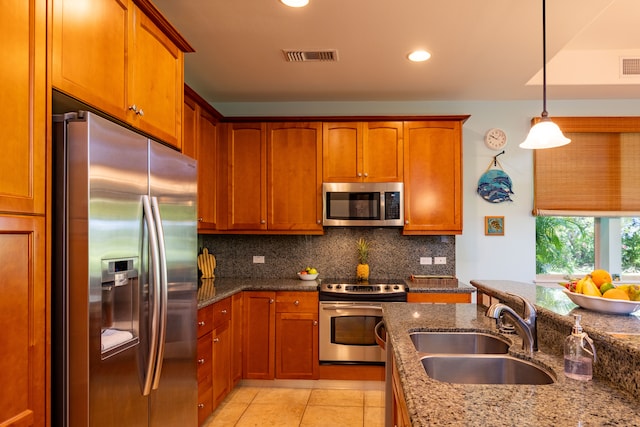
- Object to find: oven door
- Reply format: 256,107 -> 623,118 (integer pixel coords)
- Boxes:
319,302 -> 385,364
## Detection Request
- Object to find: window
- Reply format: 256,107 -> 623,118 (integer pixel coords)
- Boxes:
533,117 -> 640,281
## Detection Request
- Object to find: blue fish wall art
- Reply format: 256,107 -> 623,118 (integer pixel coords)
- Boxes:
477,169 -> 514,203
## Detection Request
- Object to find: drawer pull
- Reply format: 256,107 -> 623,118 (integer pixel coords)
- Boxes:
294,300 -> 299,306
198,358 -> 205,364
213,337 -> 220,343
221,309 -> 228,314
198,321 -> 206,326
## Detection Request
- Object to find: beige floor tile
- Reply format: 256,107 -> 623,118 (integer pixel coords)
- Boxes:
235,402 -> 306,427
203,402 -> 248,427
300,405 -> 364,427
251,387 -> 311,406
226,386 -> 261,404
307,389 -> 364,407
364,406 -> 384,427
364,390 -> 384,407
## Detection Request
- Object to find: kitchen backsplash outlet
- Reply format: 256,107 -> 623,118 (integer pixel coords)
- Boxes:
199,228 -> 455,280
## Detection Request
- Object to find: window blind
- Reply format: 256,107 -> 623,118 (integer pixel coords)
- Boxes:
533,117 -> 640,216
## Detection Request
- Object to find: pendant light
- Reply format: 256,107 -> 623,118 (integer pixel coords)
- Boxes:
520,0 -> 570,149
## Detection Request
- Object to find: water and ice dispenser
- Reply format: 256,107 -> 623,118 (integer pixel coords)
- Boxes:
101,257 -> 139,358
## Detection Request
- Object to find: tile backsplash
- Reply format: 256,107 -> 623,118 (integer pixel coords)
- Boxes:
199,228 -> 455,280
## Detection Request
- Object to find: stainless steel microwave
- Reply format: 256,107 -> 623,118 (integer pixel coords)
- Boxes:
322,182 -> 404,226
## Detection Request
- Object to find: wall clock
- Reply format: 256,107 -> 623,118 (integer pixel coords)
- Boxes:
484,128 -> 507,150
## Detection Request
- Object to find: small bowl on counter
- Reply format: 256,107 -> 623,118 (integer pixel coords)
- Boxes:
297,273 -> 319,281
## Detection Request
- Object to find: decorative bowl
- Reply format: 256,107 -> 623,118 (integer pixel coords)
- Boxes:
297,273 -> 319,281
562,289 -> 640,315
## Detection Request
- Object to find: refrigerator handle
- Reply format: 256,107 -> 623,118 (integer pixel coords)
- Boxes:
142,195 -> 161,396
150,196 -> 168,390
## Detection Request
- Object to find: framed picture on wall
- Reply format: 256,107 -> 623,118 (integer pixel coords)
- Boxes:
485,216 -> 504,236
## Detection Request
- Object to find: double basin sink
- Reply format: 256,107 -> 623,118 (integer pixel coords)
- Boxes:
410,331 -> 555,385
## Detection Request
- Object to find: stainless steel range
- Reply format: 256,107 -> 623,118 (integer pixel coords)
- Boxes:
318,280 -> 407,364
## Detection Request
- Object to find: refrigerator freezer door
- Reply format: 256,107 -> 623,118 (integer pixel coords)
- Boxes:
149,141 -> 198,426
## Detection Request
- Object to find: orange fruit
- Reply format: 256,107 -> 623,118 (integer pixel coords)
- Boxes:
602,288 -> 630,301
590,269 -> 613,287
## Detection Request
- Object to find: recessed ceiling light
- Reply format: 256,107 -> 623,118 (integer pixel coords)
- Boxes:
280,0 -> 309,7
408,50 -> 431,62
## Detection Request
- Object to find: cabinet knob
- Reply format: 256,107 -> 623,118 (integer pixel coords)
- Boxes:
294,300 -> 299,306
269,299 -> 274,304
364,172 -> 368,177
313,320 -> 318,326
221,309 -> 228,315
213,337 -> 220,343
138,108 -> 144,117
317,220 -> 321,224
198,321 -> 206,326
260,220 -> 266,224
357,173 -> 362,177
198,358 -> 205,364
198,217 -> 203,222
405,220 -> 409,224
198,403 -> 204,409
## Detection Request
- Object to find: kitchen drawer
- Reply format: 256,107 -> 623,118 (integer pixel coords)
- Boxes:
197,332 -> 213,384
197,384 -> 213,426
212,297 -> 232,329
197,305 -> 213,338
276,292 -> 318,313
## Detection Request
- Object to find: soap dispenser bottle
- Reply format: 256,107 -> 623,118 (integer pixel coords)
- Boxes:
564,314 -> 596,381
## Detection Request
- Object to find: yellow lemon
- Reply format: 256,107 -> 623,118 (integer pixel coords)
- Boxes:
602,288 -> 630,301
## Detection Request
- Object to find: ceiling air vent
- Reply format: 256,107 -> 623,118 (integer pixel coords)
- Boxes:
282,49 -> 338,62
621,57 -> 640,76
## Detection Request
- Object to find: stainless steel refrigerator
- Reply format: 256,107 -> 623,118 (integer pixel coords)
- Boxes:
52,111 -> 198,426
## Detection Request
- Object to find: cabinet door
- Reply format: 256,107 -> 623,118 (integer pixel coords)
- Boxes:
182,93 -> 198,159
226,123 -> 267,230
52,0 -> 130,123
267,122 -> 323,232
403,121 -> 463,234
242,292 -> 275,379
212,321 -> 231,408
231,293 -> 243,386
363,122 -> 403,182
197,109 -> 218,230
1,0 -> 46,214
322,122 -> 362,182
129,5 -> 183,148
275,312 -> 319,379
0,216 -> 46,427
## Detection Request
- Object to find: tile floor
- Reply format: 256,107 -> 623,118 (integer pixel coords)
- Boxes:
202,380 -> 385,427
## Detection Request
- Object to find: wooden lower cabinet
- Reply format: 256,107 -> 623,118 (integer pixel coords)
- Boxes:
275,292 -> 319,379
407,292 -> 471,303
392,356 -> 411,427
243,291 -> 319,380
196,305 -> 213,425
212,320 -> 231,407
0,215 -> 47,427
231,293 -> 243,386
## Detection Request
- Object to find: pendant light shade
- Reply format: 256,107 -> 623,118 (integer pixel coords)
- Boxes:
520,0 -> 570,149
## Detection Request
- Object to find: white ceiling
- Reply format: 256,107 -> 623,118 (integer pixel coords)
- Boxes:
152,0 -> 640,104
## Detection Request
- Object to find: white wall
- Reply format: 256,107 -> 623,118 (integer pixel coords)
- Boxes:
213,99 -> 640,285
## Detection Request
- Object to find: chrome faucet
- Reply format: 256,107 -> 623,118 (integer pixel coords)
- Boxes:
486,294 -> 538,353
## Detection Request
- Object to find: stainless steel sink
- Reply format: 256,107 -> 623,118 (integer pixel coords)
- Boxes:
409,331 -> 510,354
420,355 -> 555,385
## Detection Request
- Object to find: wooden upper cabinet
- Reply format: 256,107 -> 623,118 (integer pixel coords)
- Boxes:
182,93 -> 198,159
323,122 -> 403,182
267,122 -> 323,232
52,0 -> 191,149
0,0 -> 46,215
224,123 -> 267,231
129,5 -> 184,148
403,121 -> 463,235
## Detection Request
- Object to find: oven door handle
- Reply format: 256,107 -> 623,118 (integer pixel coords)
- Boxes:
374,320 -> 386,350
321,304 -> 383,311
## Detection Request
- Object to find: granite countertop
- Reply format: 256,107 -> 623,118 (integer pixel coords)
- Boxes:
383,302 -> 640,426
197,277 -> 475,307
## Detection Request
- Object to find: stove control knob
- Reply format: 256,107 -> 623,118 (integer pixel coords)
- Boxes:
336,284 -> 342,289
326,284 -> 333,289
384,285 -> 391,291
393,285 -> 400,290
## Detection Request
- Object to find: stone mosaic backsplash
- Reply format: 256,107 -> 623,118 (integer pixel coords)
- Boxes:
198,227 -> 455,280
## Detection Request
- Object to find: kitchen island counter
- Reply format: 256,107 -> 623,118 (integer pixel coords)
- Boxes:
384,296 -> 640,426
